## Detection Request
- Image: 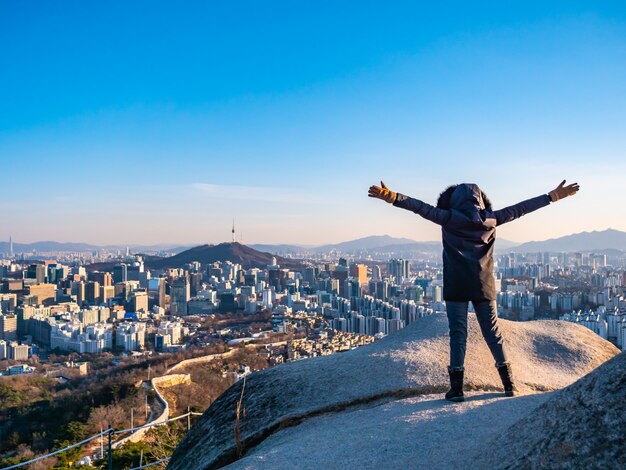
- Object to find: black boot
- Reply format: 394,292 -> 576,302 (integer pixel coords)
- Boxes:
497,363 -> 515,397
445,367 -> 465,402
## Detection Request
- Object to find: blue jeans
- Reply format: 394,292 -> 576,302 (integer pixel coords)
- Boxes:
446,300 -> 508,370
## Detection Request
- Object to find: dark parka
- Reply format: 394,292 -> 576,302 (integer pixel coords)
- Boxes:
393,183 -> 551,301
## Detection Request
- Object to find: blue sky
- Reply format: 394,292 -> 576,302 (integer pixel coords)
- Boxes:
1,1 -> 625,245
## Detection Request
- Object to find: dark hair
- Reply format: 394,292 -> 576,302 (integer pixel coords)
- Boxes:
436,185 -> 457,209
437,185 -> 493,210
481,191 -> 492,210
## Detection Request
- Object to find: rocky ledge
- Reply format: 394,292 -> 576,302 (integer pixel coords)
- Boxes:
168,314 -> 619,470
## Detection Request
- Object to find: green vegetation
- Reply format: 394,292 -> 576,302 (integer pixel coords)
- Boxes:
91,421 -> 189,470
0,343 -> 229,467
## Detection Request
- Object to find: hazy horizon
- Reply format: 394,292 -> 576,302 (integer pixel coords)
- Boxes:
2,2 -> 625,245
3,228 -> 626,249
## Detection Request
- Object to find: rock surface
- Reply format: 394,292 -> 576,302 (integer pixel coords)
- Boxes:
474,351 -> 626,469
224,391 -> 553,470
168,314 -> 619,470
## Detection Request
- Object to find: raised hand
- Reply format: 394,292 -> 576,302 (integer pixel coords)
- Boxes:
549,180 -> 580,202
368,180 -> 397,204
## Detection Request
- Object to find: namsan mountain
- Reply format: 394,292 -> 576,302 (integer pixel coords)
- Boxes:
167,314 -> 621,470
145,242 -> 302,270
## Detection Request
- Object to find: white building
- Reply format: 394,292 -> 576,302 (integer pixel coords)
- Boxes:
156,320 -> 183,348
50,320 -> 83,351
82,323 -> 113,352
78,306 -> 110,325
50,320 -> 113,353
262,288 -> 275,308
560,306 -> 626,350
116,322 -> 146,351
8,342 -> 29,361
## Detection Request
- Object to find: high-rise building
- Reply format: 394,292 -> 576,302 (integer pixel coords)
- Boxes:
113,264 -> 128,283
367,316 -> 386,335
47,264 -> 63,284
78,307 -> 109,325
27,264 -> 47,284
189,272 -> 203,296
84,323 -> 113,352
333,317 -> 348,332
128,290 -> 149,313
16,305 -> 51,337
156,320 -> 184,347
303,267 -> 317,286
387,318 -> 405,334
8,342 -> 29,361
148,278 -> 166,308
100,285 -> 115,304
0,314 -> 18,341
90,272 -> 113,287
85,281 -> 100,304
389,259 -> 410,283
72,266 -> 87,280
219,293 -> 236,313
2,279 -> 23,294
0,294 -> 17,313
127,261 -> 144,279
170,277 -> 190,315
332,268 -> 349,297
116,322 -> 146,351
348,280 -> 362,298
74,281 -> 86,304
350,313 -> 366,334
369,280 -> 389,300
26,284 -> 56,305
29,315 -> 53,346
50,320 -> 113,353
350,264 -> 368,285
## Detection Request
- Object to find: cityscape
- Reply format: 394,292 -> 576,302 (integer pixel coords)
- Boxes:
2,233 -> 625,365
2,2 -> 626,469
1,228 -> 625,466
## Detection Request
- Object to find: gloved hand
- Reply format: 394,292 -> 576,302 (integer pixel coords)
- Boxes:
368,181 -> 397,204
549,180 -> 580,202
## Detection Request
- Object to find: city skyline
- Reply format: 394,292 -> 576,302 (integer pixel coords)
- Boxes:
2,2 -> 626,245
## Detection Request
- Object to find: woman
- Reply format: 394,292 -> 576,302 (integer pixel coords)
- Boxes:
368,180 -> 579,402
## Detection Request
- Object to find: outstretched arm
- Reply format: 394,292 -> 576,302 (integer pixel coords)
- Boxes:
368,181 -> 450,225
494,180 -> 580,226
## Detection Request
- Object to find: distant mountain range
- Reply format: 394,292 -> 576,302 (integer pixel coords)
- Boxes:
314,235 -> 420,253
253,234 -> 519,255
248,244 -> 308,255
3,229 -> 626,257
255,230 -> 626,254
0,241 -> 102,253
0,240 -> 189,254
251,235 -> 422,254
510,229 -> 626,253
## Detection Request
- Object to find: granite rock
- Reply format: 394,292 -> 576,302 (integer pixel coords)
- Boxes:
168,314 -> 619,470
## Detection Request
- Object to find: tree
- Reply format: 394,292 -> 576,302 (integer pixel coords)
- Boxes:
88,404 -> 126,434
110,441 -> 153,470
63,421 -> 88,441
145,422 -> 186,462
